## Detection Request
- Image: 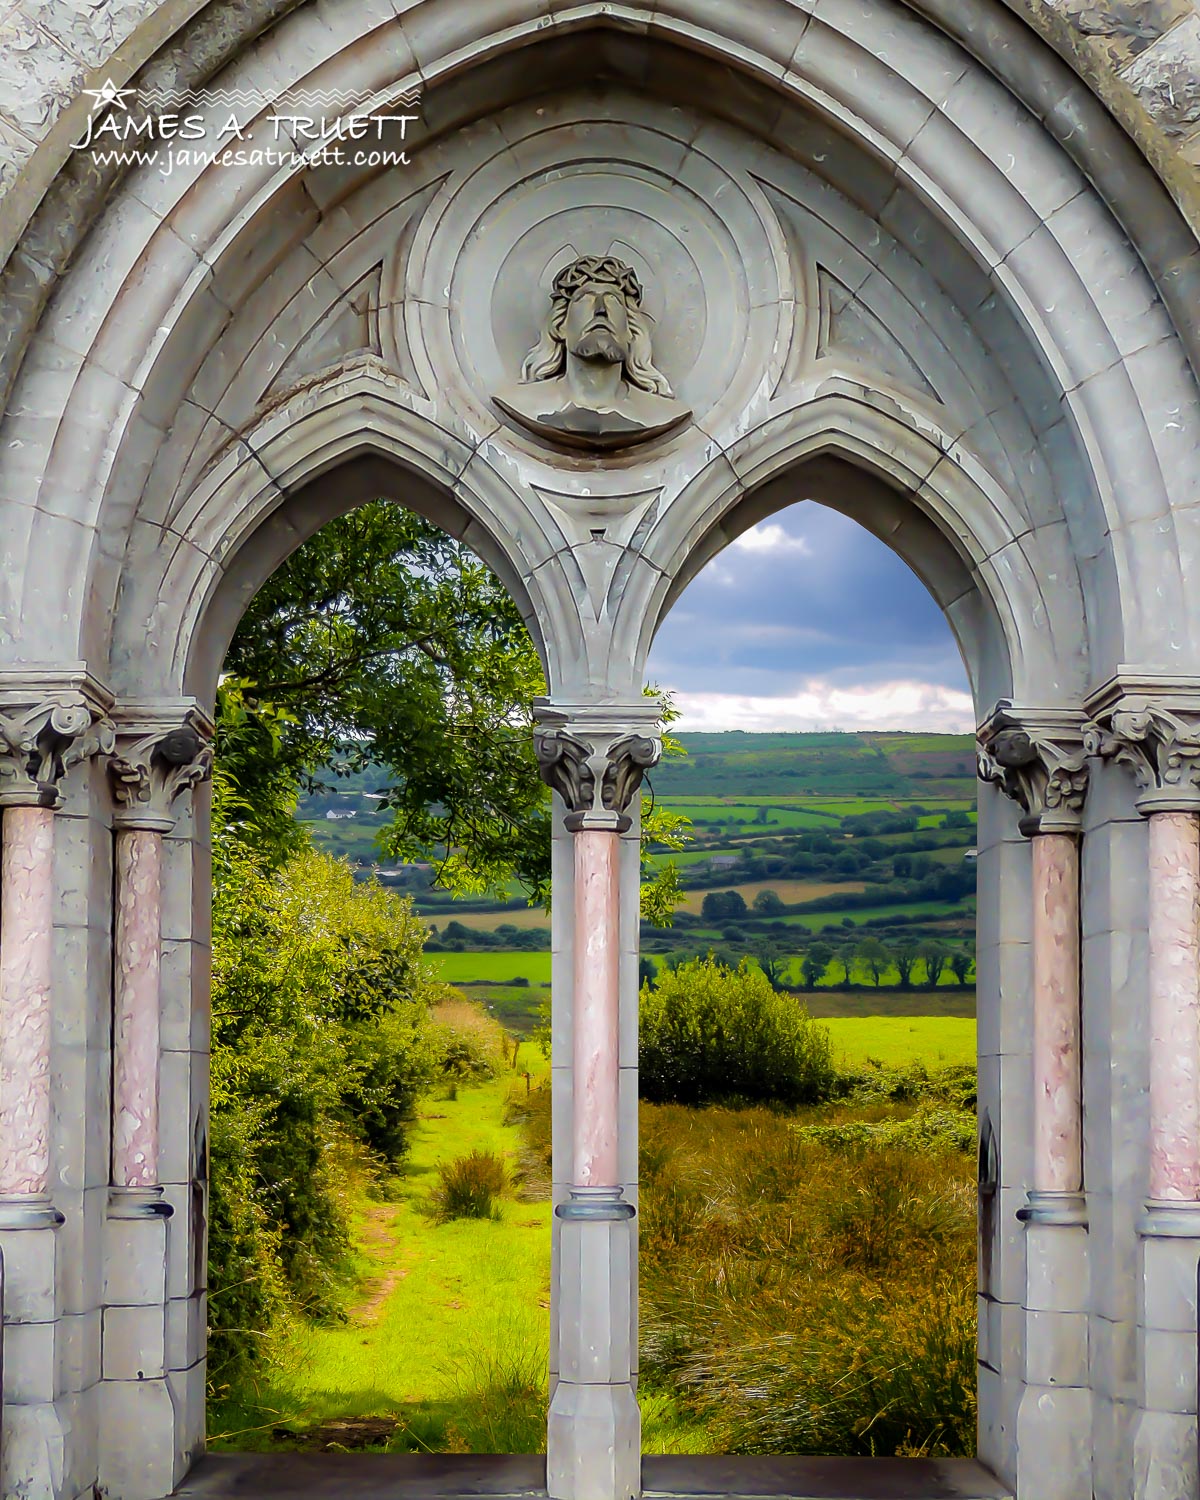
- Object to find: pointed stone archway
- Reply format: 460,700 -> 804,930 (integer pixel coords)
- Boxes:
0,4 -> 1199,1498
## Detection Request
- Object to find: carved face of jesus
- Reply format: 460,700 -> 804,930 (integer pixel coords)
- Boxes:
562,279 -> 633,366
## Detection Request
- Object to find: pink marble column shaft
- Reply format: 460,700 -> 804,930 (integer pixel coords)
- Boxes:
113,827 -> 163,1189
572,828 -> 621,1188
1147,810 -> 1200,1201
0,805 -> 56,1198
1031,832 -> 1083,1194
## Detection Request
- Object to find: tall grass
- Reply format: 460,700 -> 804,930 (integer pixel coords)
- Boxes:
635,1096 -> 977,1456
514,1074 -> 976,1457
434,1150 -> 509,1220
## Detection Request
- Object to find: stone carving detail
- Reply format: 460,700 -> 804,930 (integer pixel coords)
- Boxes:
108,718 -> 214,827
977,704 -> 1089,835
0,697 -> 114,806
818,269 -> 940,401
534,727 -> 662,831
1084,699 -> 1200,808
267,264 -> 383,398
493,255 -> 692,451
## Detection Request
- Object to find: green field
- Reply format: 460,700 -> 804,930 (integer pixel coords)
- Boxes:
309,732 -> 980,993
431,951 -> 553,985
212,1046 -> 707,1456
804,989 -> 975,1019
821,1015 -> 976,1067
776,899 -> 972,931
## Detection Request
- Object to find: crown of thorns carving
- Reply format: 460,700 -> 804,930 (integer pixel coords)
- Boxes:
551,255 -> 644,307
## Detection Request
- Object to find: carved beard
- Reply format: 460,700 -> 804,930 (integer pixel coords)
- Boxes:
572,327 -> 627,364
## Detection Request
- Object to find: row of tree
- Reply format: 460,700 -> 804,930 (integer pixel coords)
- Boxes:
649,937 -> 975,990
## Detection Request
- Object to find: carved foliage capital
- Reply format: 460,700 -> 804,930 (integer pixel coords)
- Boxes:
534,727 -> 662,832
1083,699 -> 1200,812
977,707 -> 1088,836
108,716 -> 214,828
0,696 -> 115,807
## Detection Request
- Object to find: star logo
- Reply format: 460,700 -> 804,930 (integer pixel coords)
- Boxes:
82,79 -> 137,111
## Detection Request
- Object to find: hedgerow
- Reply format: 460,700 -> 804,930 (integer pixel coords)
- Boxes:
207,782 -> 441,1390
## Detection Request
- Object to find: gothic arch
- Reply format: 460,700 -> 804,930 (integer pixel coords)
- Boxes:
0,4 -> 1197,1499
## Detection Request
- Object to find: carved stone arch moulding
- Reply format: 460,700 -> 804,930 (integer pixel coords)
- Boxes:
389,100 -> 794,470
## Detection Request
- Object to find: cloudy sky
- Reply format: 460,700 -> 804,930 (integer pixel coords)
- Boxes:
646,504 -> 974,734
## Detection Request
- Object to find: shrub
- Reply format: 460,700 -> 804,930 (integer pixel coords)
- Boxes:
434,1149 -> 509,1220
429,994 -> 506,1079
639,956 -> 835,1107
795,1105 -> 976,1157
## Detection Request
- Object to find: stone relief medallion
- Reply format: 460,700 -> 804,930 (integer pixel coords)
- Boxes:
400,107 -> 790,484
492,254 -> 692,451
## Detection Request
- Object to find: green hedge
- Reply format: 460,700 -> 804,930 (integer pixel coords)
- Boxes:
639,956 -> 835,1107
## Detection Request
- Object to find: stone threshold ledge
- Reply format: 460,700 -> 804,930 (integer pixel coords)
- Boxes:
173,1454 -> 1012,1499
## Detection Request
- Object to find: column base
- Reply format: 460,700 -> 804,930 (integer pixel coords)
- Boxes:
1131,1219 -> 1200,1498
108,1184 -> 174,1220
1138,1198 -> 1200,1238
556,1185 -> 636,1222
0,1195 -> 64,1230
98,1377 -> 178,1500
1018,1189 -> 1087,1227
0,1399 -> 67,1500
547,1379 -> 640,1500
1016,1215 -> 1091,1497
550,1186 -> 640,1499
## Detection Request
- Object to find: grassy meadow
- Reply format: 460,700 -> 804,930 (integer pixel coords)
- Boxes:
235,732 -> 982,1458
635,1094 -> 977,1457
209,1021 -> 555,1456
823,1015 -> 976,1068
214,999 -> 978,1459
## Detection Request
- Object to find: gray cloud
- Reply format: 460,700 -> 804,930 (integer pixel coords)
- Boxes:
648,503 -> 973,731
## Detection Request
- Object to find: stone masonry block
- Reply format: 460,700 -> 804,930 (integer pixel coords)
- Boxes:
1025,1308 -> 1090,1388
165,1291 -> 206,1373
547,1377 -> 639,1500
103,1214 -> 168,1308
1132,1405 -> 1199,1500
1091,1311 -> 1139,1403
1142,1234 -> 1200,1332
98,1377 -> 178,1500
167,1358 -> 207,1478
1016,1383 -> 1093,1500
1026,1222 -> 1090,1313
4,1320 -> 58,1404
102,1304 -> 166,1382
1141,1326 -> 1197,1414
58,1309 -> 100,1392
0,1223 -> 59,1322
0,1400 -> 67,1500
556,1217 -> 633,1384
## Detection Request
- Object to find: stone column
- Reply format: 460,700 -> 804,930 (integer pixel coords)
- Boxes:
979,706 -> 1092,1500
535,701 -> 661,1500
0,698 -> 110,1231
0,698 -> 113,1230
0,687 -> 113,1500
1086,696 -> 1200,1500
99,713 -> 212,1500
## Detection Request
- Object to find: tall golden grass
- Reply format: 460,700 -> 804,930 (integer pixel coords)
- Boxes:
517,1078 -> 977,1456
637,1097 -> 976,1456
